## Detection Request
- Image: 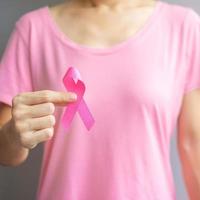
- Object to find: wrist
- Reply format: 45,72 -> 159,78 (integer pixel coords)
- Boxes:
0,119 -> 29,166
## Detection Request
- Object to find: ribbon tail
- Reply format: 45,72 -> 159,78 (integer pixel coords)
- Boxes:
78,99 -> 95,131
61,103 -> 77,132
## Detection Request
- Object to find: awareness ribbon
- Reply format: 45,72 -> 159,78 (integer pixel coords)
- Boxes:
61,66 -> 95,132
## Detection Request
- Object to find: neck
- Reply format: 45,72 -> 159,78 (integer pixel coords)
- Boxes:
72,0 -> 155,9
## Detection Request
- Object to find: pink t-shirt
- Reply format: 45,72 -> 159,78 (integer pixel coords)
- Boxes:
0,1 -> 200,199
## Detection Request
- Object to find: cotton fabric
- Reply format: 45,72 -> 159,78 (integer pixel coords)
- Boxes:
0,1 -> 200,199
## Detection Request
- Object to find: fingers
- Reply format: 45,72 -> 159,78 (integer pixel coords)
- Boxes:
13,90 -> 77,106
12,114 -> 56,149
11,89 -> 77,150
32,128 -> 54,145
20,128 -> 54,149
19,102 -> 55,118
25,115 -> 56,130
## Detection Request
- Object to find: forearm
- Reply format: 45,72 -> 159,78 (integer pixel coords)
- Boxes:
0,119 -> 29,167
178,140 -> 200,200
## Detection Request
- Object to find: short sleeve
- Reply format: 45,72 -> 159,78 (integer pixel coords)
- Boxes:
183,8 -> 200,95
0,20 -> 33,106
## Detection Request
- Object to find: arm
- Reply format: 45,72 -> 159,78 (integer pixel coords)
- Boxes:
177,89 -> 200,200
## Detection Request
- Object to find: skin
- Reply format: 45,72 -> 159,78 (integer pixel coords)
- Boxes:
177,90 -> 200,199
0,90 -> 77,166
0,0 -> 200,198
48,0 -> 158,48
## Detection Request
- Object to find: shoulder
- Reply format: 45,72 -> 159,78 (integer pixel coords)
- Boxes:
160,1 -> 199,28
14,6 -> 48,35
182,6 -> 200,31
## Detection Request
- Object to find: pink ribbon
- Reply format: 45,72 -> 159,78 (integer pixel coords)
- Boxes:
61,66 -> 95,132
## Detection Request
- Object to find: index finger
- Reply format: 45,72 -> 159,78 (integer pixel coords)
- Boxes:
18,90 -> 77,106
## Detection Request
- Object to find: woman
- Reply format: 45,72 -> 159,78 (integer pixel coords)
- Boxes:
0,0 -> 200,199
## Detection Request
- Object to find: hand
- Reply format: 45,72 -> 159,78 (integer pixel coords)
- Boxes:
10,90 -> 77,149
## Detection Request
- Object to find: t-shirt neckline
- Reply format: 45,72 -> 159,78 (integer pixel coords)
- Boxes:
43,0 -> 163,55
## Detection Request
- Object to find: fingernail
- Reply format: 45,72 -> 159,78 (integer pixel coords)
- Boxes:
70,93 -> 77,100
